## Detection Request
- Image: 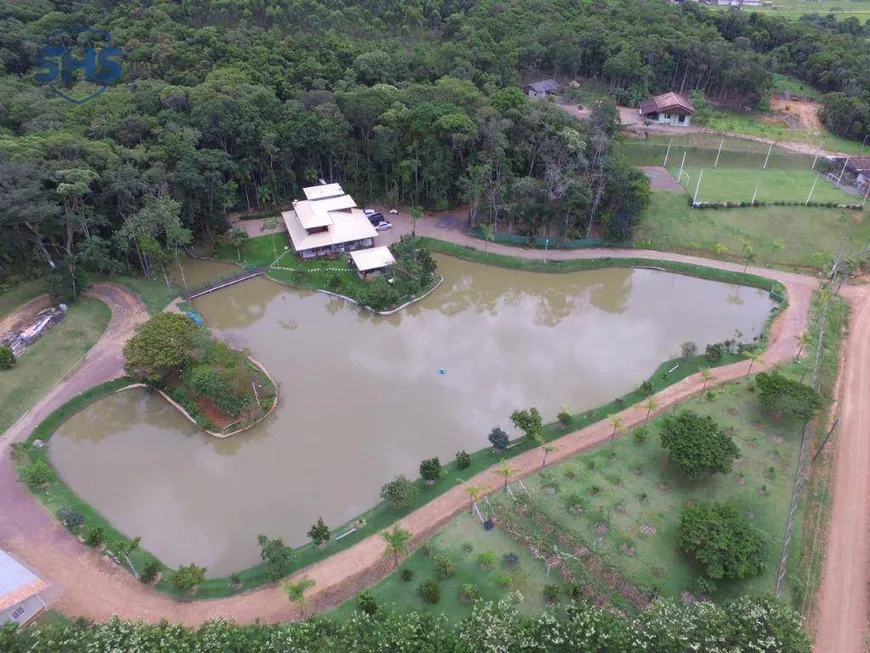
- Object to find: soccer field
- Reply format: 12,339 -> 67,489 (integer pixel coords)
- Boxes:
670,167 -> 859,204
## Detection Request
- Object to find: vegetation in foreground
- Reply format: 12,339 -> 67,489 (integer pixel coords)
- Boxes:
123,312 -> 275,433
213,233 -> 440,312
0,592 -> 811,652
635,191 -> 870,271
0,297 -> 110,433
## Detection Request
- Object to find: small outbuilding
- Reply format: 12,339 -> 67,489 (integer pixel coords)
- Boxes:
523,79 -> 560,99
0,549 -> 47,627
846,156 -> 870,192
639,92 -> 695,126
350,246 -> 396,279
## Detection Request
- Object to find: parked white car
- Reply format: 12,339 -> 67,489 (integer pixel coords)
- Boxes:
375,221 -> 392,231
389,208 -> 399,215
364,208 -> 376,216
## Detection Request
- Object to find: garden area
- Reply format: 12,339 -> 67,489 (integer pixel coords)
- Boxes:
211,232 -> 440,312
634,190 -> 870,271
122,312 -> 276,433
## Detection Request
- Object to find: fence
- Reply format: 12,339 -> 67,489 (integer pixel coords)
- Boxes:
620,136 -> 816,171
467,228 -> 607,250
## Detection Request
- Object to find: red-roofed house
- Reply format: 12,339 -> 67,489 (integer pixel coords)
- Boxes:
638,92 -> 695,126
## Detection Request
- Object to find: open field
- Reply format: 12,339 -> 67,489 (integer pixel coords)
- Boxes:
671,167 -> 857,204
0,297 -> 111,433
635,191 -> 870,270
0,280 -> 46,319
327,514 -> 549,622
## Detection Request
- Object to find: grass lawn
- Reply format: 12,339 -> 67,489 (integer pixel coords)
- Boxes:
0,280 -> 46,319
634,190 -> 870,270
0,297 -> 111,433
497,373 -> 805,606
670,167 -> 856,204
105,276 -> 178,315
327,514 -> 549,622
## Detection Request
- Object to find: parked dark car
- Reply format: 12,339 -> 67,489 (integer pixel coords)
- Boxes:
367,212 -> 385,225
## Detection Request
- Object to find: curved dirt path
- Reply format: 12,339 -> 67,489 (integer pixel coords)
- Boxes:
0,230 -> 837,626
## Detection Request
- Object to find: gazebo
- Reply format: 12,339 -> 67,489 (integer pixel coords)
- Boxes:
350,246 -> 396,279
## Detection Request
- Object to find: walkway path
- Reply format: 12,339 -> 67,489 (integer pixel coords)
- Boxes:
0,229 -> 862,646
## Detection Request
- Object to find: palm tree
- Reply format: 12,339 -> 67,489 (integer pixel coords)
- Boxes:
743,350 -> 764,376
608,415 -> 624,445
533,433 -> 557,468
410,206 -> 422,238
700,368 -> 716,392
260,216 -> 281,263
223,227 -> 249,262
643,397 -> 659,426
495,459 -> 520,491
381,524 -> 413,569
794,331 -> 813,361
284,576 -> 315,615
460,481 -> 487,510
481,223 -> 495,254
767,240 -> 783,266
713,242 -> 728,259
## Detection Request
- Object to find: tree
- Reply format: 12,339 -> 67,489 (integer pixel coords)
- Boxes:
171,564 -> 207,594
532,433 -> 557,468
700,368 -> 716,392
744,349 -> 764,376
509,408 -> 542,440
643,397 -> 659,426
409,205 -> 422,237
557,410 -> 573,428
679,501 -> 768,581
419,457 -> 442,483
488,426 -> 509,451
462,481 -> 487,509
495,459 -> 519,491
608,415 -> 624,444
794,331 -> 813,360
380,475 -> 418,509
307,518 -> 330,547
741,240 -> 755,272
257,534 -> 292,581
123,313 -> 200,382
680,341 -> 698,360
713,242 -> 728,259
755,372 -> 822,420
284,576 -> 315,615
0,345 -> 15,370
382,524 -> 413,568
260,216 -> 281,262
768,240 -> 783,266
480,222 -> 495,254
660,411 -> 740,480
223,226 -> 249,261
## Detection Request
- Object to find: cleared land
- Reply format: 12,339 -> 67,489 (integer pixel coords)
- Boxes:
0,280 -> 46,319
671,167 -> 856,204
0,297 -> 111,433
635,191 -> 870,270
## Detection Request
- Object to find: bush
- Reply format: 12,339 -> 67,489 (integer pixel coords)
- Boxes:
0,345 -> 16,369
18,460 -> 56,488
660,410 -> 740,480
692,576 -> 717,595
84,526 -> 105,548
633,426 -> 648,444
400,568 -> 414,582
380,475 -> 418,509
257,535 -> 292,581
56,508 -> 84,532
503,552 -> 520,567
123,312 -> 200,382
755,372 -> 822,421
461,542 -> 473,553
488,426 -> 509,450
455,450 -> 471,469
569,583 -> 585,600
171,564 -> 207,594
418,578 -> 440,604
495,574 -> 513,587
706,343 -> 724,362
419,457 -> 442,482
460,583 -> 479,602
543,584 -> 561,603
435,555 -> 455,579
419,542 -> 433,557
477,551 -> 495,568
140,560 -> 162,584
680,341 -> 698,360
307,517 -> 330,547
639,380 -> 654,396
679,501 -> 768,581
357,590 -> 377,615
557,411 -> 573,428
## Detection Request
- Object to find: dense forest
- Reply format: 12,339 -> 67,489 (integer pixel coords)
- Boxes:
0,0 -> 868,293
0,594 -> 812,652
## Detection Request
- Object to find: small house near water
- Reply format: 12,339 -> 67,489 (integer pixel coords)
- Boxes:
350,246 -> 396,279
0,549 -> 47,627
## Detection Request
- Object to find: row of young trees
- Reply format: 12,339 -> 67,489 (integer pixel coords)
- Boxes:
0,592 -> 811,652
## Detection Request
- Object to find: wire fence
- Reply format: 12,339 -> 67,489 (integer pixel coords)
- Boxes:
621,137 -> 818,171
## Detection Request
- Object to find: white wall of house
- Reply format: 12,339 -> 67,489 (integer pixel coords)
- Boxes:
526,89 -> 548,99
1,595 -> 45,626
652,112 -> 691,126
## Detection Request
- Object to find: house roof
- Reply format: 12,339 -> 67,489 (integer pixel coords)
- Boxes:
294,185 -> 359,230
0,550 -> 47,612
847,156 -> 870,173
302,183 -> 344,201
639,92 -> 695,116
282,207 -> 378,253
351,246 -> 396,272
525,79 -> 559,94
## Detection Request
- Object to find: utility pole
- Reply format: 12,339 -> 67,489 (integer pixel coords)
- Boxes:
714,138 -> 725,168
763,142 -> 774,169
814,418 -> 841,463
806,173 -> 820,205
837,157 -> 850,187
693,170 -> 705,205
751,182 -> 759,205
863,183 -> 870,208
812,141 -> 824,170
663,138 -> 673,167
678,151 -> 687,182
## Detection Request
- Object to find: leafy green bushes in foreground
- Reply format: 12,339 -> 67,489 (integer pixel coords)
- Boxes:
0,593 -> 809,652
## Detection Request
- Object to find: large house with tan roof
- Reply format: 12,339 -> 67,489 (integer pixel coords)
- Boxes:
639,92 -> 695,126
281,183 -> 379,259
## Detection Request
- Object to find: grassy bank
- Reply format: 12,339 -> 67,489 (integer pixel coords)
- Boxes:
104,276 -> 178,315
0,280 -> 46,319
634,191 -> 870,271
0,297 -> 111,433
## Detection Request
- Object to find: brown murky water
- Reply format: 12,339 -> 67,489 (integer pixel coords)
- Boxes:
50,255 -> 774,575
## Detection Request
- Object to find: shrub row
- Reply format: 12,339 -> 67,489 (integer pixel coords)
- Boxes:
690,199 -> 863,210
